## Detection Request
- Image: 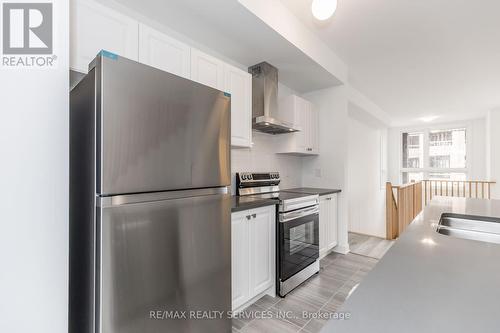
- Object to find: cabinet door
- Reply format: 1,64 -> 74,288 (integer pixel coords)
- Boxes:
310,105 -> 319,154
224,65 -> 252,147
190,49 -> 224,90
319,197 -> 329,256
277,95 -> 319,156
231,212 -> 250,310
305,102 -> 313,153
296,97 -> 307,153
71,0 -> 139,73
138,24 -> 190,78
327,195 -> 338,249
249,207 -> 275,296
303,101 -> 319,154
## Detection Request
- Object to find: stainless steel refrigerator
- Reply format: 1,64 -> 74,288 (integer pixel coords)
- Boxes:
69,52 -> 231,333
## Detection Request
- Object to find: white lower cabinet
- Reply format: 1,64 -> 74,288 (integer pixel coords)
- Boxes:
231,205 -> 275,311
231,212 -> 250,309
319,194 -> 338,258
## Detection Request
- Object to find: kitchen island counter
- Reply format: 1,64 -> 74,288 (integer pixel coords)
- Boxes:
322,196 -> 500,333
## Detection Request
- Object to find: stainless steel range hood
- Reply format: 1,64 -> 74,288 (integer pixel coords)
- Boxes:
248,62 -> 299,134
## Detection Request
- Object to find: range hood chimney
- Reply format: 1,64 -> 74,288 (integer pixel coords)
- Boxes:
248,62 -> 298,135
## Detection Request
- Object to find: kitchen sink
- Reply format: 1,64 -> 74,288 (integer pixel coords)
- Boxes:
436,213 -> 500,244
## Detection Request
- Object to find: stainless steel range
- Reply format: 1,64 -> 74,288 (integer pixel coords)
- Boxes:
236,172 -> 320,297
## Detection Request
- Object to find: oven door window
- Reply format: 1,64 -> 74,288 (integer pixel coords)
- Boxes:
279,212 -> 319,281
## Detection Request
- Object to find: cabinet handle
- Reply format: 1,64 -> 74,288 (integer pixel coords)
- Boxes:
246,215 -> 251,220
252,213 -> 257,219
307,148 -> 312,151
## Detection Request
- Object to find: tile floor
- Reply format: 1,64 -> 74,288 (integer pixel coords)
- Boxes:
348,232 -> 395,259
232,233 -> 392,333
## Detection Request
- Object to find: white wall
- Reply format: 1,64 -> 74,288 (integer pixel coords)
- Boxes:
97,0 -> 249,71
238,0 -> 348,83
388,127 -> 401,184
388,118 -> 487,184
300,85 -> 390,243
302,86 -> 350,253
347,112 -> 387,238
470,118 -> 488,180
231,132 -> 303,193
0,2 -> 69,333
486,109 -> 500,199
347,84 -> 392,126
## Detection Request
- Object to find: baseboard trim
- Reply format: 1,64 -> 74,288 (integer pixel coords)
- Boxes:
232,285 -> 275,314
333,244 -> 350,254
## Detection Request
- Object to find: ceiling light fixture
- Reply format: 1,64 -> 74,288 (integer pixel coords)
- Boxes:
311,0 -> 337,21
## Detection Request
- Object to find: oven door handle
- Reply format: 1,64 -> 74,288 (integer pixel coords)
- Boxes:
279,206 -> 319,223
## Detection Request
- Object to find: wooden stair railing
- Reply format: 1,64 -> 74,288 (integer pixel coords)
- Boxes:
387,180 -> 496,240
386,181 -> 423,240
423,180 -> 496,205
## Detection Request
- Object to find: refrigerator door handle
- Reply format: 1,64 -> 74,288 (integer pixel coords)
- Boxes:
100,187 -> 229,207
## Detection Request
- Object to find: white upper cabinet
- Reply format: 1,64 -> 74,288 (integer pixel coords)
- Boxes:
306,102 -> 319,155
192,50 -> 252,147
138,24 -> 190,78
70,0 -> 139,73
278,95 -> 319,155
71,1 -> 254,145
224,64 -> 252,148
190,49 -> 224,90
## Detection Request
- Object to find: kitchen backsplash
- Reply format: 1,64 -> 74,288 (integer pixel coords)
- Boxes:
230,131 -> 303,194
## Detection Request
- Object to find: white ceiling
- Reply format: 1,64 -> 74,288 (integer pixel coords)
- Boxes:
281,0 -> 500,126
109,0 -> 342,92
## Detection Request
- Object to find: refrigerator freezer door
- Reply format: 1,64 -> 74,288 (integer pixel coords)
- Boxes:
97,189 -> 231,333
96,55 -> 231,195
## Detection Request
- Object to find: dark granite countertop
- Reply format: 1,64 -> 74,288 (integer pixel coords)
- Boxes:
283,187 -> 342,196
231,195 -> 277,213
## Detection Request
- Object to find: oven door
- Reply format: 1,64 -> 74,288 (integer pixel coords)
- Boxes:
278,205 -> 319,282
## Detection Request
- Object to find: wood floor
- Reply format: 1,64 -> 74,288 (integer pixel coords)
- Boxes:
232,233 -> 392,333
